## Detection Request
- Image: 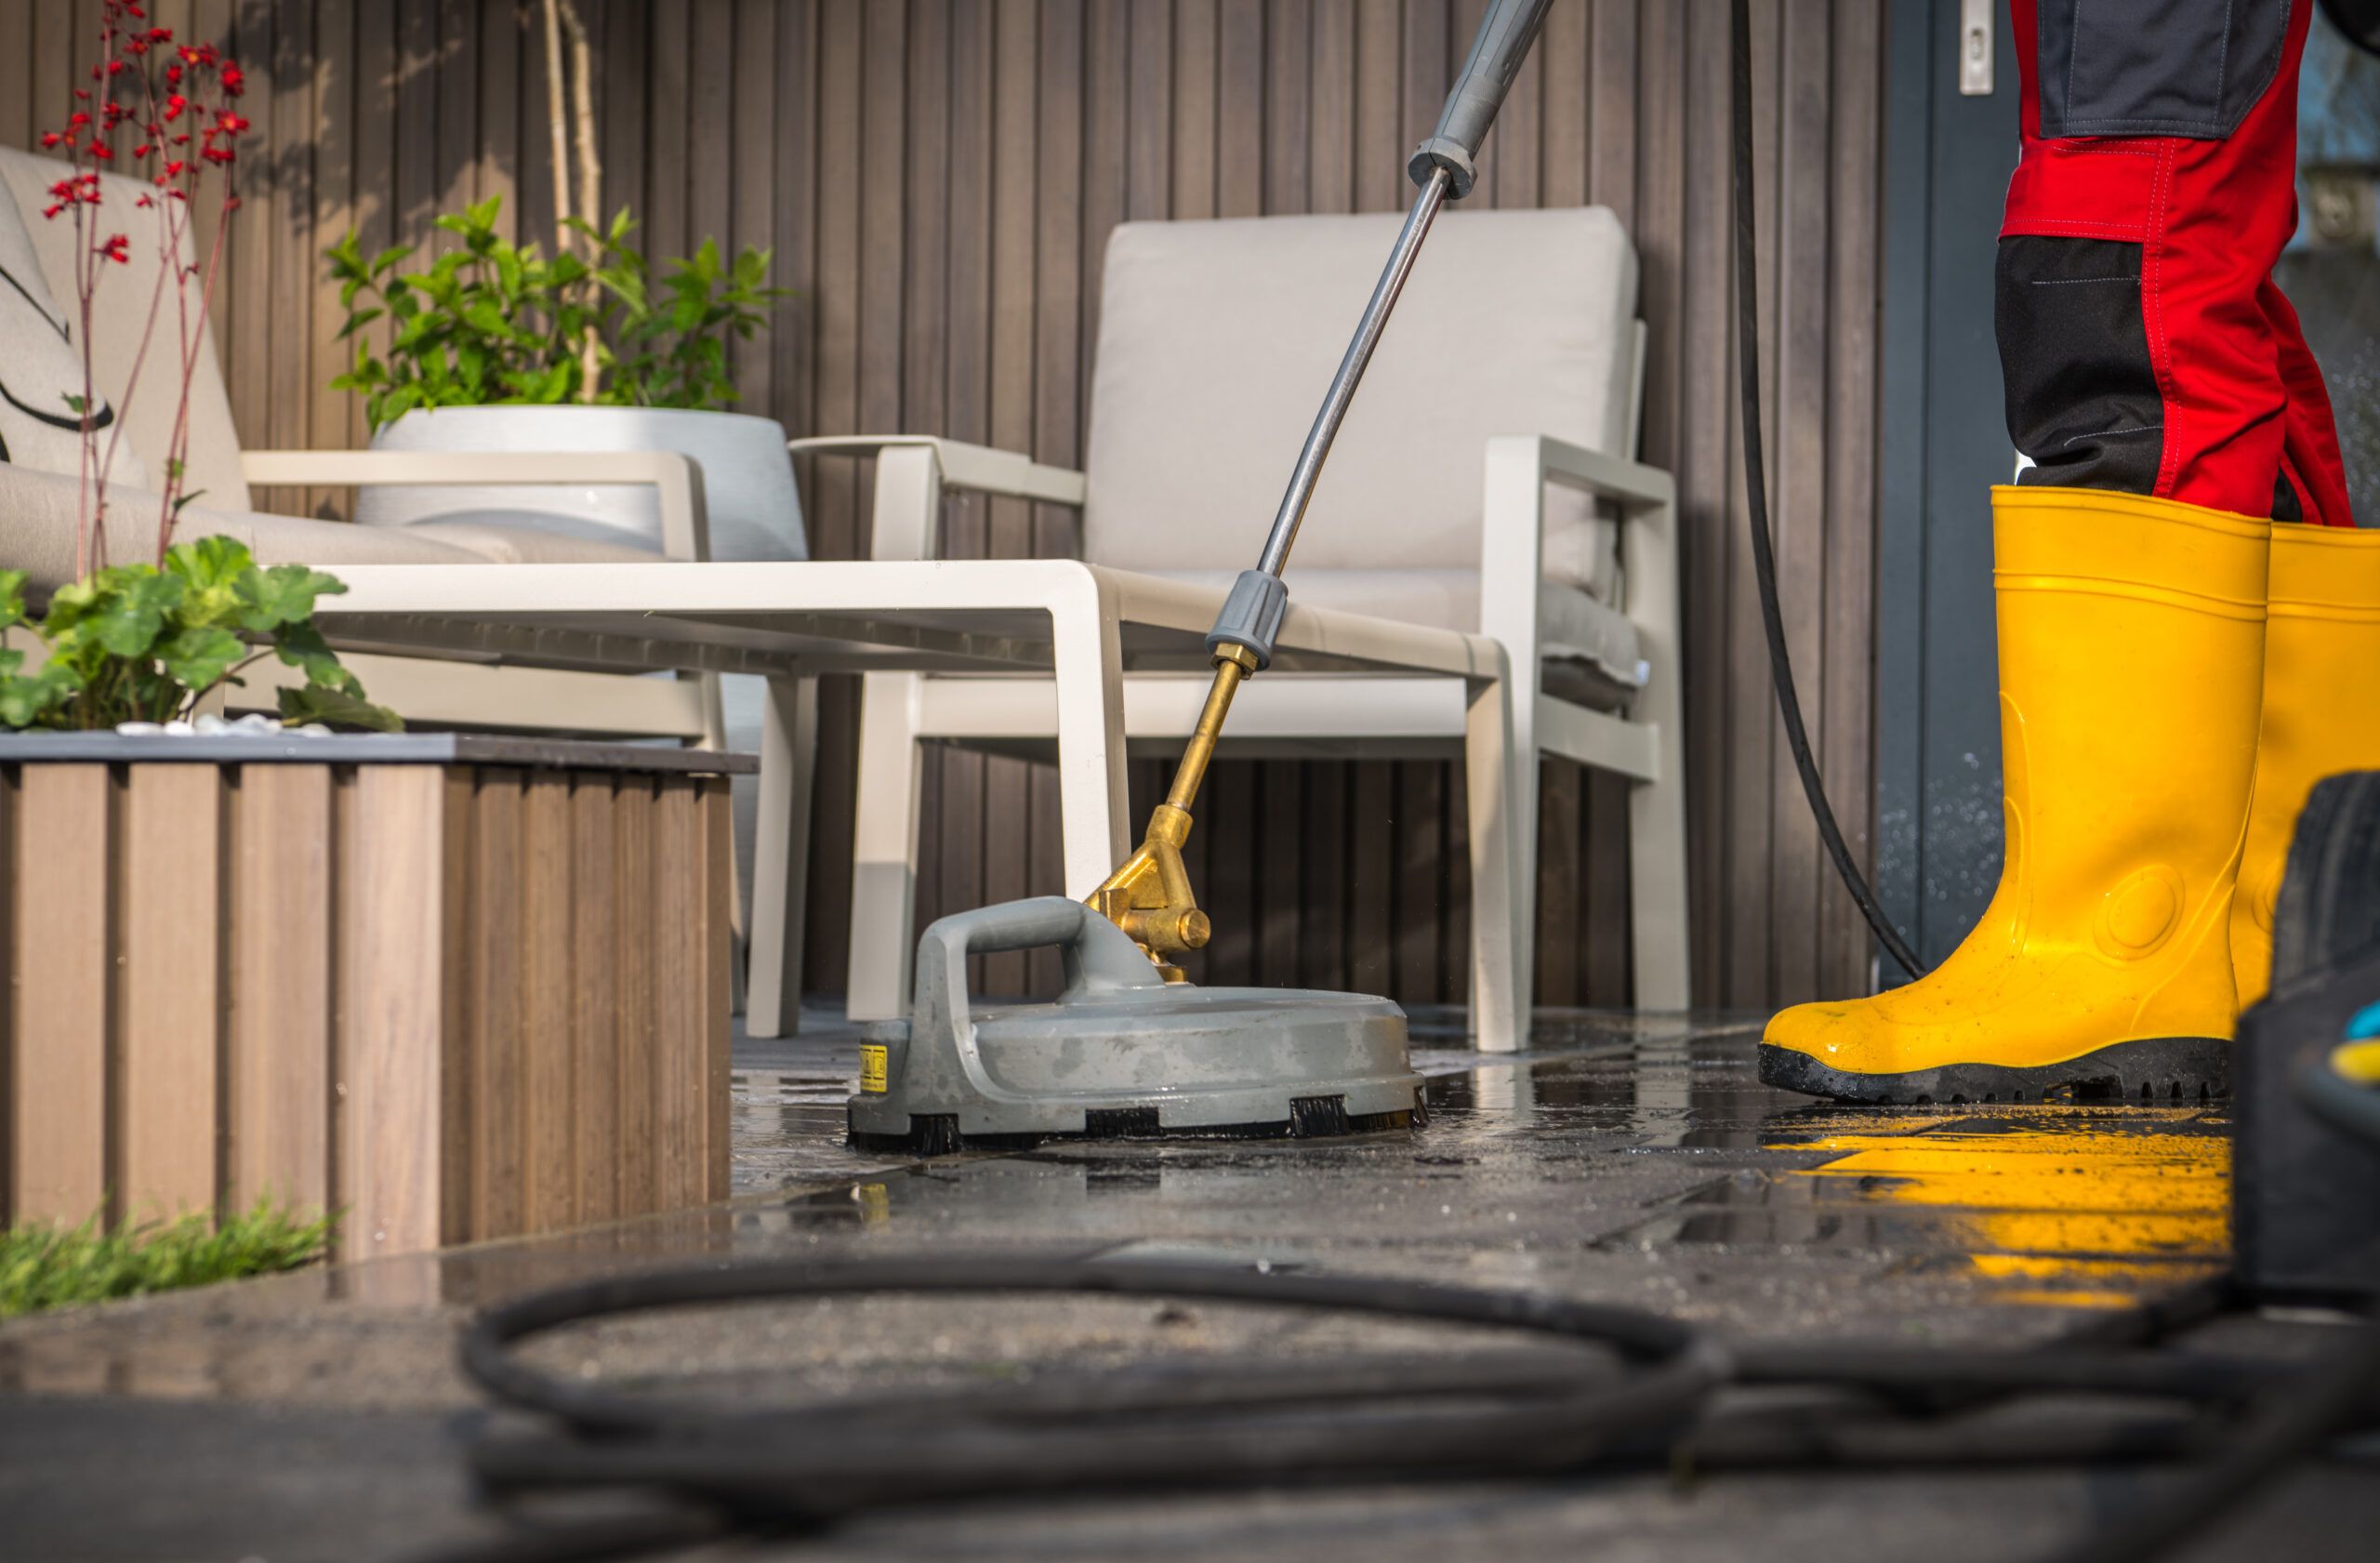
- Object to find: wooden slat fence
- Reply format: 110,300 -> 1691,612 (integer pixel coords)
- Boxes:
0,0 -> 1886,1011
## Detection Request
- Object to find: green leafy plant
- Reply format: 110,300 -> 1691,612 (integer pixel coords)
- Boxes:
2,1199 -> 335,1317
325,196 -> 782,431
0,538 -> 401,732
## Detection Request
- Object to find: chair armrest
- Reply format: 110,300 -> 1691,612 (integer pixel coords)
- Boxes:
1526,434 -> 1673,512
1478,432 -> 1680,690
788,436 -> 1085,563
788,436 -> 1086,506
238,448 -> 712,561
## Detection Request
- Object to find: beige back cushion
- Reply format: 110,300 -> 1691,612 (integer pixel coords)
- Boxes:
0,149 -> 251,513
1083,205 -> 1636,585
0,177 -> 146,488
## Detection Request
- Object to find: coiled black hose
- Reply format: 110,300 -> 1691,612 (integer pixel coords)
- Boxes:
425,1247 -> 2376,1563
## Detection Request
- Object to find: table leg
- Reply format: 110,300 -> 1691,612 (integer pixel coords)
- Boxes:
1466,667 -> 1527,1051
846,671 -> 925,1021
746,675 -> 817,1039
1051,574 -> 1132,899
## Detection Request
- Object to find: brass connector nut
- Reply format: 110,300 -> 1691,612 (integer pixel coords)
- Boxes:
1212,642 -> 1260,675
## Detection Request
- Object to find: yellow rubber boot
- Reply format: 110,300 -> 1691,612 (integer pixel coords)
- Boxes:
2233,524 -> 2380,1008
1761,486 -> 2270,1104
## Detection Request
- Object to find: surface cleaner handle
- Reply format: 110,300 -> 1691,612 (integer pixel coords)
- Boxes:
1408,0 -> 1554,197
913,896 -> 1168,1039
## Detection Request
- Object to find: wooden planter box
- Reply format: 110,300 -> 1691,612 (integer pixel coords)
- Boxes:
0,735 -> 753,1261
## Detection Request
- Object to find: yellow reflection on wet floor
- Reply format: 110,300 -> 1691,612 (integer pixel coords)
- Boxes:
1778,1115 -> 2229,1305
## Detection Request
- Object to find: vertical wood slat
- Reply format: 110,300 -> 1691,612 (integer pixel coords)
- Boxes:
470,769 -> 526,1239
0,3 -> 33,149
431,0 -> 477,239
520,771 -> 575,1233
120,767 -> 224,1221
349,0 -> 401,457
688,0 -> 736,261
1765,0 -> 1832,1004
980,0 -> 1039,996
570,773 -> 619,1225
653,776 -> 705,1212
437,767 -> 475,1248
8,766 -> 112,1227
614,777 -> 658,1217
802,0 -> 865,1003
229,766 -> 334,1216
1718,0 -> 1795,1003
306,0 -> 358,518
732,0 -> 781,407
702,777 -> 734,1202
1819,0 -> 1884,995
1028,0 -> 1086,995
939,0 -> 994,983
474,0 -> 519,245
335,766 -> 450,1261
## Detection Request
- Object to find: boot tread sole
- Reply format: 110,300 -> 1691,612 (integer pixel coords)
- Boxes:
1756,1036 -> 2231,1106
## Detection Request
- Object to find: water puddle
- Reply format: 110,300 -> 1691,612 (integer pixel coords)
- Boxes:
1648,1108 -> 2229,1307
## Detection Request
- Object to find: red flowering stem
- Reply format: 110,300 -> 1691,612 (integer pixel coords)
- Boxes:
99,51 -> 183,561
99,219 -> 174,557
159,185 -> 231,564
74,179 -> 105,578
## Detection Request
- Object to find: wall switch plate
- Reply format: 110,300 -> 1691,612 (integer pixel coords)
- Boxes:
1959,0 -> 1995,96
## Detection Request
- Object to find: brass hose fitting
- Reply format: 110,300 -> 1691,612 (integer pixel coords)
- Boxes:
1089,642 -> 1257,978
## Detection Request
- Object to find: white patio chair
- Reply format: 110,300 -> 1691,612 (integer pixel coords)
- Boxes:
0,148 -> 815,1030
831,205 -> 1687,1027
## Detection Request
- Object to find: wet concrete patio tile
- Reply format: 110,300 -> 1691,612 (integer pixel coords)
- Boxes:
1,1010 -> 2337,1562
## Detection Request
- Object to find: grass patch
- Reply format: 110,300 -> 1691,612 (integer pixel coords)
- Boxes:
0,1200 -> 335,1318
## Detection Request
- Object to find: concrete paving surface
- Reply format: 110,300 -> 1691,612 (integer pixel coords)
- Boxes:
2,1010 -> 2373,1563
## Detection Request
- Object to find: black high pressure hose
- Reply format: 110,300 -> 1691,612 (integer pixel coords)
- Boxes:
1727,0 -> 1927,980
412,8 -> 2380,1563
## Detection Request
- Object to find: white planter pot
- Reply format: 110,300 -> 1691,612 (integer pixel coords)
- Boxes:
353,405 -> 807,562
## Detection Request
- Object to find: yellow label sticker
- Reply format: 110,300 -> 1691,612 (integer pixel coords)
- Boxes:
859,1043 -> 890,1093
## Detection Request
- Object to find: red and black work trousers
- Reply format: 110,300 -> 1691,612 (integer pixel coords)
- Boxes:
1999,0 -> 2355,525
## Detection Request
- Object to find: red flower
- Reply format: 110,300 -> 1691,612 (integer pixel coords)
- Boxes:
96,233 -> 130,265
39,132 -> 63,149
165,62 -> 182,86
42,204 -> 62,219
135,193 -> 152,207
215,112 -> 248,136
219,63 -> 245,98
163,93 -> 187,121
90,143 -> 113,161
68,111 -> 90,126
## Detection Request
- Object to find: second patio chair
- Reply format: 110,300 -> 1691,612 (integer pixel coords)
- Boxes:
835,204 -> 1687,1024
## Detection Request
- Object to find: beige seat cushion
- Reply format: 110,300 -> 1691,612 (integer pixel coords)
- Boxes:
1138,566 -> 1646,710
2,465 -> 652,590
400,521 -> 658,563
1084,206 -> 1636,601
